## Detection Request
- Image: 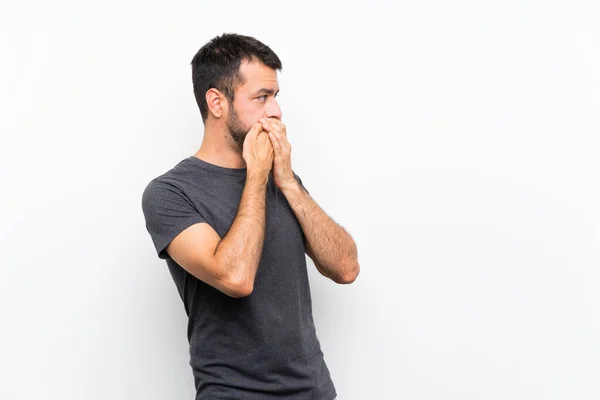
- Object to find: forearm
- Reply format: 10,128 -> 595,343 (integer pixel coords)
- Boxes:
281,180 -> 359,283
215,171 -> 268,292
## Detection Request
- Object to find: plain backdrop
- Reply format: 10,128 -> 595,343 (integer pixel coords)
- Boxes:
1,1 -> 599,399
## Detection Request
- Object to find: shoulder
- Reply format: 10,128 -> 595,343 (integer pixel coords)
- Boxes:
142,177 -> 180,203
141,158 -> 197,210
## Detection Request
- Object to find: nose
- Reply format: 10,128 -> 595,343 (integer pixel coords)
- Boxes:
265,98 -> 282,120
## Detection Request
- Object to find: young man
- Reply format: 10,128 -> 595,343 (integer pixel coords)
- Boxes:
141,33 -> 359,400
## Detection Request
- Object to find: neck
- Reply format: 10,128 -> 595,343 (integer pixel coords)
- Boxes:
193,121 -> 247,169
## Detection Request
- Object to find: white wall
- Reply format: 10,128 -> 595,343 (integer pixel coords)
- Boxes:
2,1 -> 599,399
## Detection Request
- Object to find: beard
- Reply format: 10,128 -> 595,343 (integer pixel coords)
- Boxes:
227,106 -> 253,151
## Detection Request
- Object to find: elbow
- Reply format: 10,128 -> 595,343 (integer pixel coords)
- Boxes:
230,286 -> 254,298
336,260 -> 360,284
213,257 -> 255,298
223,272 -> 255,298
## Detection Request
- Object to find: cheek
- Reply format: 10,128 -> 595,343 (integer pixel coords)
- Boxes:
248,108 -> 266,124
236,100 -> 266,125
238,101 -> 261,118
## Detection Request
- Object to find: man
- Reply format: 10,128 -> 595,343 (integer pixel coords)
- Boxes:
141,33 -> 359,400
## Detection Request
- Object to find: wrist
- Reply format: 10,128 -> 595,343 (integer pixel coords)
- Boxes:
247,168 -> 269,186
280,178 -> 303,195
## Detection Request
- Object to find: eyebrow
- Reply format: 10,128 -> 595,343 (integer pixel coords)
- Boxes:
254,88 -> 279,96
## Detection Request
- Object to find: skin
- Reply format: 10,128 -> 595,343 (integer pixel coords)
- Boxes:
194,58 -> 282,172
193,58 -> 360,284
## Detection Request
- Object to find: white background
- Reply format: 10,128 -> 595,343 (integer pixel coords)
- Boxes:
1,1 -> 599,399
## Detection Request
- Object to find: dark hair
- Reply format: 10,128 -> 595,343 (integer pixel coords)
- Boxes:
191,33 -> 283,122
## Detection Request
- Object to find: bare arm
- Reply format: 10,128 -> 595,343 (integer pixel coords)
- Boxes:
256,116 -> 358,284
164,124 -> 274,298
165,170 -> 269,298
212,171 -> 268,295
281,180 -> 360,284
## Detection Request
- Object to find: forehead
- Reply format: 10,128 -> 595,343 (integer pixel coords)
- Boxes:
236,60 -> 279,94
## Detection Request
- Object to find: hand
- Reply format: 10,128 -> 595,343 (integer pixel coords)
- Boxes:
242,122 -> 274,177
260,117 -> 296,190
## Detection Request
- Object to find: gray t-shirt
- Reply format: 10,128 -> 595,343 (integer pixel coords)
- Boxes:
141,155 -> 337,400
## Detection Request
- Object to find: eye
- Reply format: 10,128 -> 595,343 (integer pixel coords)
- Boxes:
256,95 -> 267,101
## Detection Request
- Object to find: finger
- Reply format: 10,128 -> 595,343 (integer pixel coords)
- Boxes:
267,118 -> 286,135
259,118 -> 273,133
271,129 -> 291,152
257,131 -> 270,147
261,119 -> 286,141
248,122 -> 263,139
264,120 -> 289,151
267,131 -> 282,154
260,118 -> 280,132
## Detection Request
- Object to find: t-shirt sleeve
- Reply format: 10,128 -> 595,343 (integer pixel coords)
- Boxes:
293,171 -> 310,195
141,180 -> 207,260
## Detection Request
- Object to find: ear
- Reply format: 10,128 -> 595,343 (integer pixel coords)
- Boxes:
205,88 -> 228,119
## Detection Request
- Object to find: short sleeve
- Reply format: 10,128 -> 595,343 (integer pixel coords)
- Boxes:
141,180 -> 207,259
293,171 -> 310,195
